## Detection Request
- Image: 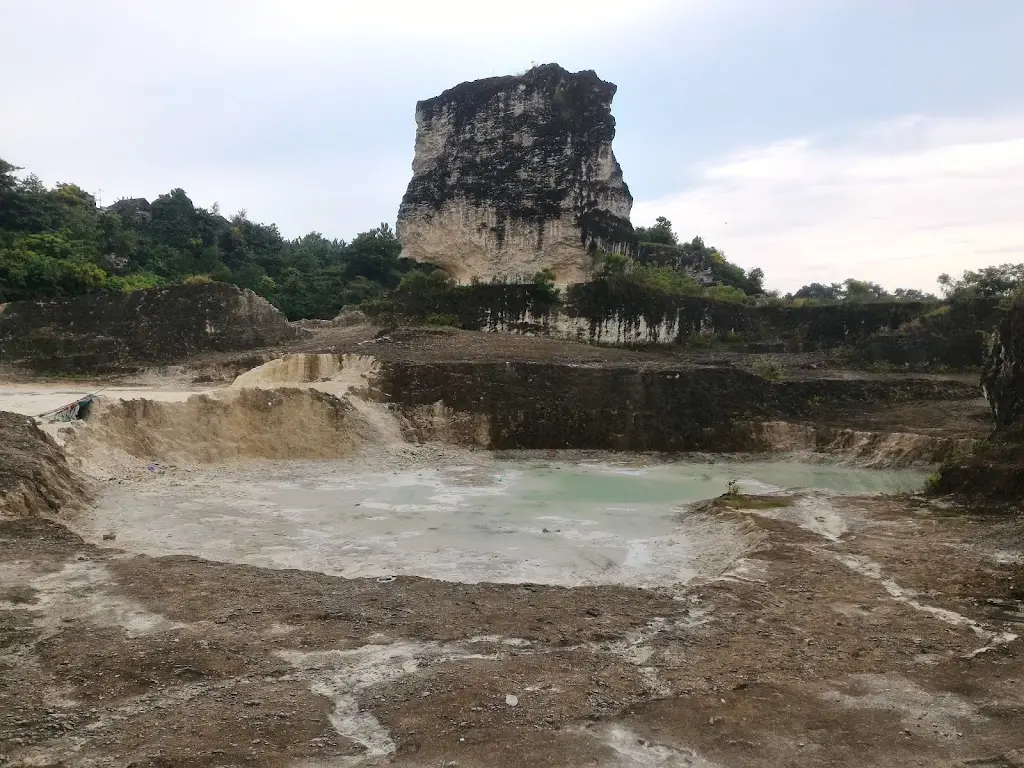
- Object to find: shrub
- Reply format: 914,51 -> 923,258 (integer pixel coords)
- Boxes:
706,284 -> 747,303
105,271 -> 165,292
424,312 -> 460,327
532,268 -> 561,307
751,355 -> 784,380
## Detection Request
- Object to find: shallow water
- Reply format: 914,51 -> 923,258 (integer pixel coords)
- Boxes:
81,457 -> 925,587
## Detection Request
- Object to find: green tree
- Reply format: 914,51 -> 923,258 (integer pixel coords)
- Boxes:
634,216 -> 678,246
892,287 -> 935,302
793,282 -> 844,301
0,158 -> 20,193
150,188 -> 198,249
939,264 -> 1024,299
842,278 -> 889,302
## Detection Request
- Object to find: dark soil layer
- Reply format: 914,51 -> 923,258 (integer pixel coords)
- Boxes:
376,357 -> 980,451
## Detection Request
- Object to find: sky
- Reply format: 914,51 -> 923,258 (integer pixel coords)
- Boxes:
1,0 -> 1021,293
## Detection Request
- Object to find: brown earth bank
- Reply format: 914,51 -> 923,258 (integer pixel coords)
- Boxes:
0,411 -> 90,518
1,492 -> 1021,768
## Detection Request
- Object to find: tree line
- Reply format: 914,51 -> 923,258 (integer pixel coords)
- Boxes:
2,157 -> 1021,318
0,158 -> 415,319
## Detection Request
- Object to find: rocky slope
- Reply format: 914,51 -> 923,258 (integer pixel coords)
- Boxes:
397,64 -> 633,286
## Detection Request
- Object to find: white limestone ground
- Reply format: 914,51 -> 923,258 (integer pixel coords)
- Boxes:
73,457 -> 765,588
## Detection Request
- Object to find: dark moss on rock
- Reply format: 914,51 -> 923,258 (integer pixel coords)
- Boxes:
378,360 -> 977,451
0,283 -> 298,373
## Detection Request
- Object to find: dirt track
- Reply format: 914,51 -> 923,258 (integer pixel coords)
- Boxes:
2,490 -> 1022,768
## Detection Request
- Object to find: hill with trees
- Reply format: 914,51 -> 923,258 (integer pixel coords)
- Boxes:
0,158 -> 412,320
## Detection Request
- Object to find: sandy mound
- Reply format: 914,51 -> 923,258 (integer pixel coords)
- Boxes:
0,411 -> 91,517
230,353 -> 379,396
69,388 -> 380,466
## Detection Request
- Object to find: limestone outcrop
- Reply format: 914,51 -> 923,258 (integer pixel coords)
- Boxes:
397,64 -> 633,286
934,296 -> 1024,499
982,297 -> 1024,427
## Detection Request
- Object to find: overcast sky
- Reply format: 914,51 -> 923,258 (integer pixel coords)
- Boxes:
2,0 -> 1021,292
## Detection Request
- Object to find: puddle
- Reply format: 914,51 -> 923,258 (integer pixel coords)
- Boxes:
78,457 -> 924,587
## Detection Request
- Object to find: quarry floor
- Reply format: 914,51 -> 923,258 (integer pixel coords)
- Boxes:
2,485 -> 1023,767
1,331 -> 1021,767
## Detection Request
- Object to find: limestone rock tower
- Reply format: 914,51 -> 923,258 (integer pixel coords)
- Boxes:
396,64 -> 633,286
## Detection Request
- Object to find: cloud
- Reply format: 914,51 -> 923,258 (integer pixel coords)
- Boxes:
632,114 -> 1024,293
0,0 -> 715,239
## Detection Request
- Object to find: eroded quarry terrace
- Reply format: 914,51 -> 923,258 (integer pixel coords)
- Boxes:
1,309 -> 1022,768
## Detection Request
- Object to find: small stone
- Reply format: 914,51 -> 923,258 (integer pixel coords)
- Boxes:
102,532 -> 116,541
505,694 -> 518,707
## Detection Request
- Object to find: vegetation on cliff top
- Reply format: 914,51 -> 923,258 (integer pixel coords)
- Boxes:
0,158 -> 417,320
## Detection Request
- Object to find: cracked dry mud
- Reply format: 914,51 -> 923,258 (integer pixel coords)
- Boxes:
2,490 -> 1022,768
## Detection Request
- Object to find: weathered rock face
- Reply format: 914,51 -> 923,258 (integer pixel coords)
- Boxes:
0,283 -> 299,373
397,64 -> 633,286
935,298 -> 1024,500
105,197 -> 152,224
982,298 -> 1024,427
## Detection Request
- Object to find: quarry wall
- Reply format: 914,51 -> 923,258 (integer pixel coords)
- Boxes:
377,360 -> 979,452
375,283 -> 998,368
0,283 -> 298,373
935,296 -> 1024,500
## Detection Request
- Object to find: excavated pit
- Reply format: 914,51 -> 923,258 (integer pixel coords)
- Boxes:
3,352 -> 1021,768
7,353 -> 933,589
